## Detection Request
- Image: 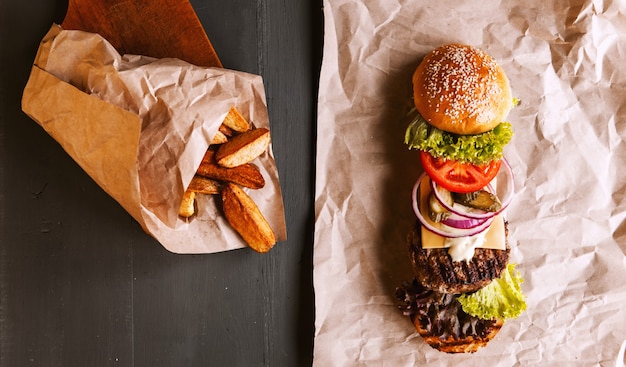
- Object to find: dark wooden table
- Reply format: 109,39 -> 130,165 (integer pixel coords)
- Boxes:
0,1 -> 321,365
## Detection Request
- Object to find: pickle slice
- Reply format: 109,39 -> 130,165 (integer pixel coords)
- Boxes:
452,190 -> 502,212
428,193 -> 450,222
428,185 -> 454,223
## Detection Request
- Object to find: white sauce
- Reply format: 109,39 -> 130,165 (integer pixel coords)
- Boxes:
438,200 -> 490,262
444,230 -> 488,262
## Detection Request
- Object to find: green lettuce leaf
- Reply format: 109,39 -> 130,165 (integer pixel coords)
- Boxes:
404,111 -> 513,165
457,263 -> 527,320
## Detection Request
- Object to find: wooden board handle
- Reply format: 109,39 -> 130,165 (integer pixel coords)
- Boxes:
62,0 -> 222,68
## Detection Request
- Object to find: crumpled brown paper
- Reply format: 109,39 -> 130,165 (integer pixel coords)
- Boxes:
314,0 -> 626,365
22,24 -> 286,254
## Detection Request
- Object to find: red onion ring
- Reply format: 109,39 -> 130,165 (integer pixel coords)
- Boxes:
440,212 -> 490,229
412,173 -> 495,238
430,158 -> 514,220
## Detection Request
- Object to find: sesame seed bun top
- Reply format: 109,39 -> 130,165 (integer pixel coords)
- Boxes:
412,44 -> 513,135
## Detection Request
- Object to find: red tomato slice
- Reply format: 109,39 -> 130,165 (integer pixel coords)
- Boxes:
419,151 -> 501,193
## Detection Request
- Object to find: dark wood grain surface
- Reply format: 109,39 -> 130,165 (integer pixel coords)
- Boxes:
0,0 -> 321,365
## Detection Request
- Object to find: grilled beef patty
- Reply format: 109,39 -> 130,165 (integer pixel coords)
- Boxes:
407,221 -> 510,294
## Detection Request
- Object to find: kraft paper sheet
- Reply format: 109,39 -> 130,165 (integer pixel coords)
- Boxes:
314,1 -> 626,365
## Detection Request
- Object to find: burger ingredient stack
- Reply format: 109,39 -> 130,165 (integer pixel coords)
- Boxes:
396,44 -> 526,353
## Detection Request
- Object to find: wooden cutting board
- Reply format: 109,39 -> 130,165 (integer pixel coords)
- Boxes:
61,0 -> 222,68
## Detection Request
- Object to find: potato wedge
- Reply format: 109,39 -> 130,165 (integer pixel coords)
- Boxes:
216,128 -> 270,168
211,130 -> 229,145
196,150 -> 265,189
222,106 -> 251,133
218,123 -> 235,138
178,190 -> 196,218
221,183 -> 276,253
187,175 -> 221,195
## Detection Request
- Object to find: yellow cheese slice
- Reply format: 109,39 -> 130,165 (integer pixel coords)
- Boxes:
418,174 -> 506,250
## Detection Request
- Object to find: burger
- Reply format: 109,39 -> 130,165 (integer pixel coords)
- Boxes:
396,44 -> 526,353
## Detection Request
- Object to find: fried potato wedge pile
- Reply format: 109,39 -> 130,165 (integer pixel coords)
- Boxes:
178,106 -> 276,253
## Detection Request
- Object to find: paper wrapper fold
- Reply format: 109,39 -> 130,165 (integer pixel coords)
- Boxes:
314,0 -> 626,365
22,24 -> 286,254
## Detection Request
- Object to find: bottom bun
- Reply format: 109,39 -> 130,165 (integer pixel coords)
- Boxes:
412,314 -> 503,353
396,279 -> 503,354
